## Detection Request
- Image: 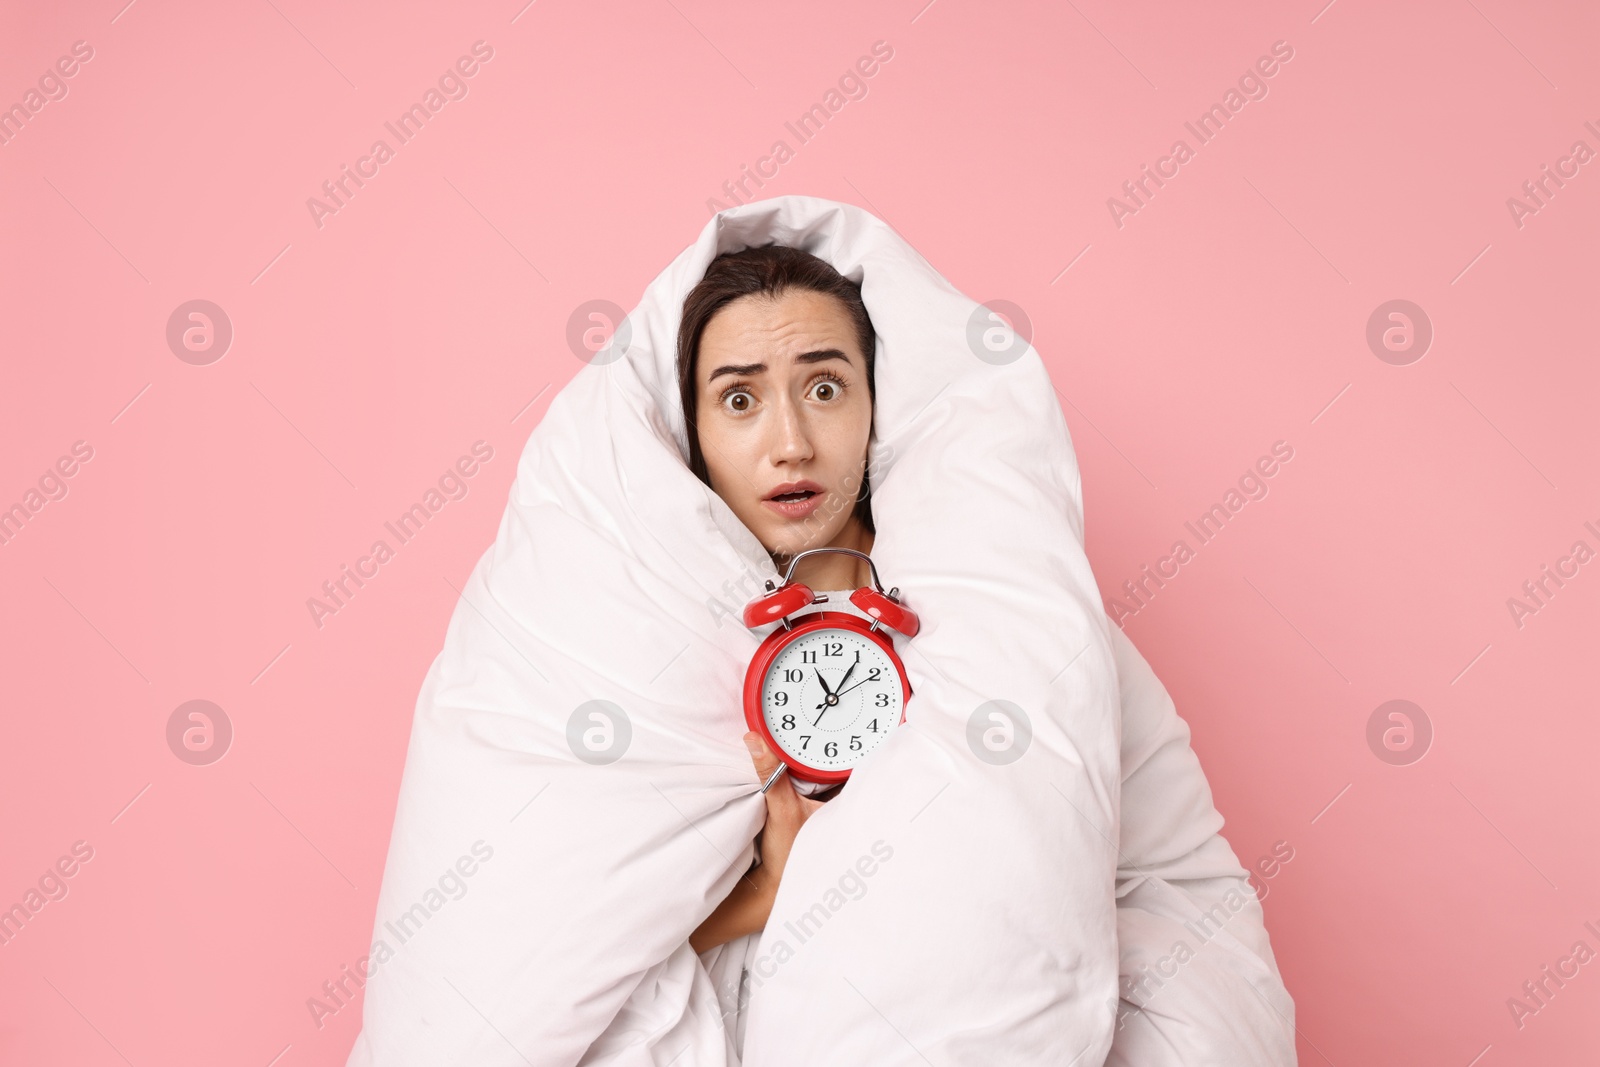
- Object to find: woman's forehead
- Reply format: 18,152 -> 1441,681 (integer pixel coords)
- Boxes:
699,291 -> 862,380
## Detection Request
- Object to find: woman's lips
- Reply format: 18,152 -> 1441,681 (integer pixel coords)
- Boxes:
761,489 -> 824,519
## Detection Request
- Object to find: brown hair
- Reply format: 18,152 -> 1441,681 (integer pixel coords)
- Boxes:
676,243 -> 877,533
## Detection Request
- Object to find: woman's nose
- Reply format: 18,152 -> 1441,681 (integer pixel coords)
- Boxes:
770,398 -> 814,464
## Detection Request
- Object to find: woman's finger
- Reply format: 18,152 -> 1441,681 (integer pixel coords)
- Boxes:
744,731 -> 779,776
744,733 -> 803,818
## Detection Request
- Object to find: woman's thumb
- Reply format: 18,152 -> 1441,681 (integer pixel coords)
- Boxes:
745,731 -> 802,812
744,731 -> 776,774
745,732 -> 795,794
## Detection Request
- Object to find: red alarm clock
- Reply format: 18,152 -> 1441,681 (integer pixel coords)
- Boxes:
742,548 -> 919,785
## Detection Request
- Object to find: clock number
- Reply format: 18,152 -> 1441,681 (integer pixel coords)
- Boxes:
824,641 -> 843,657
867,667 -> 881,681
783,669 -> 801,682
801,650 -> 816,664
824,740 -> 837,757
773,691 -> 788,706
780,714 -> 795,730
798,734 -> 811,750
850,735 -> 861,751
875,693 -> 890,706
868,718 -> 879,732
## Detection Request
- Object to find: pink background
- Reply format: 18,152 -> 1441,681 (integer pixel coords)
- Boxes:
2,0 -> 1597,1063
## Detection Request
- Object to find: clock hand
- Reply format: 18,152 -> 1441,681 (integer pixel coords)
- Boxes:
833,654 -> 858,692
830,675 -> 874,700
812,652 -> 864,726
813,676 -> 871,725
814,652 -> 860,713
814,668 -> 834,697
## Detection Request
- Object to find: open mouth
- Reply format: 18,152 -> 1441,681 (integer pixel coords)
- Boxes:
762,481 -> 826,518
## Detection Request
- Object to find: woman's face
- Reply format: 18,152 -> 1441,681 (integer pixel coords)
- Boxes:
694,288 -> 873,560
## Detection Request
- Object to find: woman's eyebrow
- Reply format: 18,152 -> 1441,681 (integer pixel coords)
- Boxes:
706,349 -> 851,383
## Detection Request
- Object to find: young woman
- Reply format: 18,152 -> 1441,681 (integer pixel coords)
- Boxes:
673,243 -> 881,955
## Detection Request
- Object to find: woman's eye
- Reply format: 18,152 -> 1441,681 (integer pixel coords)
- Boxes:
724,390 -> 752,411
812,380 -> 839,401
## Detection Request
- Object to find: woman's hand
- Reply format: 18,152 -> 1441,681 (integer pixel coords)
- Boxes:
689,732 -> 825,954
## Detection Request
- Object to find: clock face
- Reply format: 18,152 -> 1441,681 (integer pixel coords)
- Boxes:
760,624 -> 906,772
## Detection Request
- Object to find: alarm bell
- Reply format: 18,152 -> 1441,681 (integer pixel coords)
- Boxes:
741,547 -> 919,637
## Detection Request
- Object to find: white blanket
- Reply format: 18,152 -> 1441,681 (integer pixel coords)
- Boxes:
344,194 -> 1295,1066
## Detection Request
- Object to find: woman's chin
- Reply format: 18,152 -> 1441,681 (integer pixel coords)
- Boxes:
764,534 -> 805,560
762,526 -> 829,561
